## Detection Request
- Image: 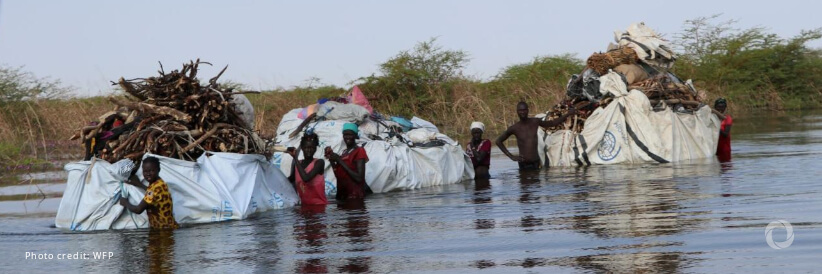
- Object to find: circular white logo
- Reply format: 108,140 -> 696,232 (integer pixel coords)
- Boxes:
597,131 -> 621,161
765,220 -> 794,249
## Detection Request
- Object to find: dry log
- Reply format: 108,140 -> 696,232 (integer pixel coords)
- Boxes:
181,123 -> 230,153
109,97 -> 192,122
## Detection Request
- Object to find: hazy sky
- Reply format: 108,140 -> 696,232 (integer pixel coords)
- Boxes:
1,1 -> 820,97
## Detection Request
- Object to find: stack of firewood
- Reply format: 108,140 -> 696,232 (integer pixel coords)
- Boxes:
629,75 -> 701,109
71,59 -> 265,162
542,98 -> 595,133
586,46 -> 639,75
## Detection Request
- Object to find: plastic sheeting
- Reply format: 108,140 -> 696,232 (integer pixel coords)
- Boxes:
231,94 -> 255,130
273,107 -> 473,196
615,22 -> 676,70
539,72 -> 721,166
55,153 -> 299,231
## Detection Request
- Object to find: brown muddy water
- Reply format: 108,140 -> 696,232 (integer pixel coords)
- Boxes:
1,110 -> 821,273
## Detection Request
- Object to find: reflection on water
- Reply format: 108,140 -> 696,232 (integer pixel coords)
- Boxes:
2,110 -> 822,273
472,179 -> 494,231
148,230 -> 176,273
335,200 -> 372,273
294,205 -> 328,273
110,229 -> 177,273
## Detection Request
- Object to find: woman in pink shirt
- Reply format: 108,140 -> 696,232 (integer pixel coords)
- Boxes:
287,133 -> 327,206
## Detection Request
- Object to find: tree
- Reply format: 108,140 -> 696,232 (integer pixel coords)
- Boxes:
356,38 -> 469,116
673,15 -> 822,109
0,65 -> 71,103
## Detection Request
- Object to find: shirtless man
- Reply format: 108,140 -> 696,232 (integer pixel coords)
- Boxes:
496,101 -> 576,170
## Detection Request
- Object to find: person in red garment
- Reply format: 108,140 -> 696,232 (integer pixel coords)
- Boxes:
326,123 -> 372,201
466,121 -> 491,179
715,98 -> 732,162
287,132 -> 327,206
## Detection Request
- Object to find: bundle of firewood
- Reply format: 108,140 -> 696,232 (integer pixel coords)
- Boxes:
71,59 -> 265,162
629,75 -> 700,110
586,47 -> 639,75
542,98 -> 595,133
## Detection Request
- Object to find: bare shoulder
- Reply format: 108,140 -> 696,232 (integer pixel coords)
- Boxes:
503,123 -> 519,133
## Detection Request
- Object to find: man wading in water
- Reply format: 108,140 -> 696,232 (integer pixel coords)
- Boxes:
496,101 -> 576,170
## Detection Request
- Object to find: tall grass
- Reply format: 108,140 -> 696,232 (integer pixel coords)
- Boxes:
0,97 -> 111,165
2,17 -> 821,166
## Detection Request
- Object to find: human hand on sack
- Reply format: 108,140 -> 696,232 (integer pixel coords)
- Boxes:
286,147 -> 297,158
118,197 -> 129,207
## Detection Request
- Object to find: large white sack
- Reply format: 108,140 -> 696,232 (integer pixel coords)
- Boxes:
274,102 -> 369,143
273,108 -> 473,196
538,72 -> 720,166
55,153 -> 299,231
55,159 -> 148,231
406,128 -> 456,144
320,101 -> 370,122
410,116 -> 440,133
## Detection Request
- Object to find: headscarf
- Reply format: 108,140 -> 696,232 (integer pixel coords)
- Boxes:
470,121 -> 485,132
342,123 -> 359,134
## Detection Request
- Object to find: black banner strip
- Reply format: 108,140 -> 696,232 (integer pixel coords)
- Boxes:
619,103 -> 669,163
572,144 -> 583,166
578,135 -> 591,166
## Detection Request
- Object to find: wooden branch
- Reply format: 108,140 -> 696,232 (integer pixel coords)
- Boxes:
181,123 -> 231,153
209,65 -> 228,85
109,97 -> 192,122
118,78 -> 146,101
289,113 -> 317,139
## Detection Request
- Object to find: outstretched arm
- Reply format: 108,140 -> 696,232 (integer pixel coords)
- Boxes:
538,107 -> 577,128
125,174 -> 147,191
119,198 -> 148,214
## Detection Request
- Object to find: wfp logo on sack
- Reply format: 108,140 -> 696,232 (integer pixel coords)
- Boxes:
765,220 -> 794,249
268,193 -> 285,208
598,131 -> 621,161
271,153 -> 282,168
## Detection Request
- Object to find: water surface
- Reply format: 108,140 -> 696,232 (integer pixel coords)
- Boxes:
1,110 -> 821,273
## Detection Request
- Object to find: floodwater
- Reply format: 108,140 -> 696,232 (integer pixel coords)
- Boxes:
1,110 -> 821,273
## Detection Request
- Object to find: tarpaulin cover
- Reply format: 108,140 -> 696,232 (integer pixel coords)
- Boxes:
538,72 -> 721,166
55,153 -> 299,231
273,107 -> 473,196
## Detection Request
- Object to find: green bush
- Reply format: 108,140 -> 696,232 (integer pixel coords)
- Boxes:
0,65 -> 72,103
355,38 -> 469,117
673,15 -> 822,110
484,54 -> 584,103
